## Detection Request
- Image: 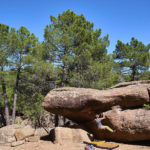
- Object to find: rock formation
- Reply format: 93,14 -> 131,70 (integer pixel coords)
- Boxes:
50,127 -> 91,144
0,125 -> 41,146
0,124 -> 23,144
42,80 -> 150,142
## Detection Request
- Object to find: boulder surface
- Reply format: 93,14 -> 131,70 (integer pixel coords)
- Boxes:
50,127 -> 91,144
86,108 -> 150,142
14,125 -> 35,141
0,124 -> 23,144
42,80 -> 150,142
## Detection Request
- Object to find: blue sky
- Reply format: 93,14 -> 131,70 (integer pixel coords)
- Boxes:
0,0 -> 150,54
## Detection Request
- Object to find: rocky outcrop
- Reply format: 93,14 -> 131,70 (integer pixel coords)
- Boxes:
42,81 -> 150,122
50,127 -> 90,144
42,80 -> 150,142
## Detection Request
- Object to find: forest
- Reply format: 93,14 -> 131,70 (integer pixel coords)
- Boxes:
0,9 -> 150,127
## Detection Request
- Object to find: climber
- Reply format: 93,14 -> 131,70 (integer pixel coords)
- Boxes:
95,113 -> 115,132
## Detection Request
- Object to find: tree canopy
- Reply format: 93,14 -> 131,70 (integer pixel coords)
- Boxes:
44,9 -> 117,88
113,37 -> 150,81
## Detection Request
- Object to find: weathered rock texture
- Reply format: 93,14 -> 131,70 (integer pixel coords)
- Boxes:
0,124 -> 40,146
50,127 -> 90,144
86,108 -> 150,142
34,127 -> 51,136
14,125 -> 35,141
25,136 -> 40,142
0,124 -> 23,144
42,80 -> 150,142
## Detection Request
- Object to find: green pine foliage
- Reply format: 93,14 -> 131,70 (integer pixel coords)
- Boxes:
144,104 -> 150,109
44,9 -> 117,89
113,37 -> 150,81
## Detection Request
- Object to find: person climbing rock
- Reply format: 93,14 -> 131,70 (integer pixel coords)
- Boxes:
95,113 -> 115,132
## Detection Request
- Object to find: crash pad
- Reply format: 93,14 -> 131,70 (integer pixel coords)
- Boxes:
83,141 -> 119,149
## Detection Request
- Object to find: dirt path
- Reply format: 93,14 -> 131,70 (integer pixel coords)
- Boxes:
0,140 -> 150,150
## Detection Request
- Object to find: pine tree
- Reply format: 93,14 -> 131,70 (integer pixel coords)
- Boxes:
113,37 -> 150,81
44,9 -> 111,88
9,26 -> 38,124
0,24 -> 10,125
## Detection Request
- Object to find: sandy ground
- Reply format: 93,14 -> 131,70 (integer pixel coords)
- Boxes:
0,135 -> 150,150
0,140 -> 150,150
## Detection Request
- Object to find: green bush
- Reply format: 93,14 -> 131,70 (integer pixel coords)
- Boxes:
144,104 -> 150,109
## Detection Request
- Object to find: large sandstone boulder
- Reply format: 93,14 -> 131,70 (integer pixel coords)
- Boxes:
0,124 -> 23,144
42,80 -> 150,142
84,108 -> 150,142
50,127 -> 91,144
42,81 -> 150,122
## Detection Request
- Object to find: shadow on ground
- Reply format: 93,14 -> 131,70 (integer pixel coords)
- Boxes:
40,128 -> 55,142
40,135 -> 52,141
125,141 -> 150,146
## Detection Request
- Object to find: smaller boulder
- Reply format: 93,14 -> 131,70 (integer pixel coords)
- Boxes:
15,125 -> 35,141
50,127 -> 91,145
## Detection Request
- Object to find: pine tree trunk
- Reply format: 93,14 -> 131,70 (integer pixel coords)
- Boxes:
1,67 -> 10,125
61,65 -> 67,126
55,114 -> 59,127
0,107 -> 6,126
62,65 -> 67,87
132,66 -> 137,81
12,67 -> 20,124
2,79 -> 10,125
